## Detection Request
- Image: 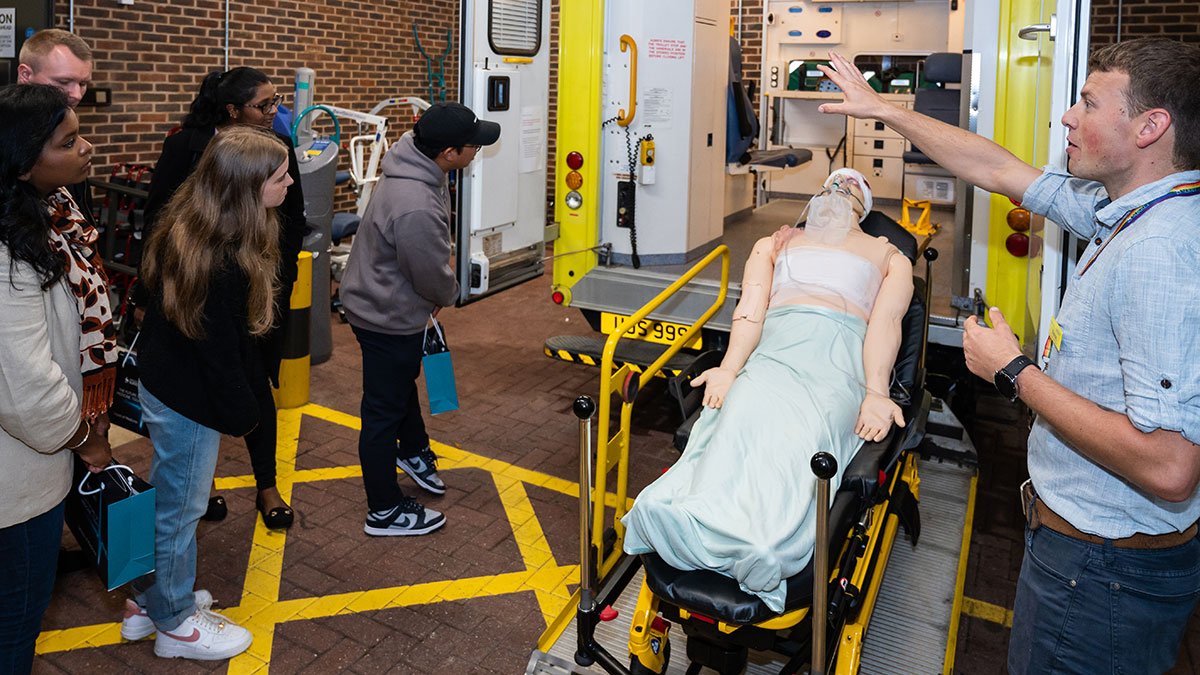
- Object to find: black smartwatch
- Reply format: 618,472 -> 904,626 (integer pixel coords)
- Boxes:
994,355 -> 1036,402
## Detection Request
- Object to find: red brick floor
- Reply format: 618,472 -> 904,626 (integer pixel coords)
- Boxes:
33,258 -> 1200,674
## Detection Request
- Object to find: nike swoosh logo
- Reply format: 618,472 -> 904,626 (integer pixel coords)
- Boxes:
398,514 -> 416,527
163,628 -> 202,643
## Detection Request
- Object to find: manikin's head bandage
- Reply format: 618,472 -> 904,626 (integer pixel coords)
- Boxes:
822,168 -> 872,222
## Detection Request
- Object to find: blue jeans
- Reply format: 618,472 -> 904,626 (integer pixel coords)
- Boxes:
1009,525 -> 1200,674
131,383 -> 221,631
0,501 -> 64,675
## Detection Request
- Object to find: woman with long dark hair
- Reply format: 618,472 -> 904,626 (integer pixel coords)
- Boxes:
141,66 -> 305,530
123,126 -> 292,661
0,83 -> 114,672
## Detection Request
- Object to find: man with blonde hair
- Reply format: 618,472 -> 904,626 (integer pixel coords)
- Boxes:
17,29 -> 93,109
19,29 -> 96,224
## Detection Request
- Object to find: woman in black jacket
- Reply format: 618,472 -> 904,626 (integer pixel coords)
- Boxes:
129,127 -> 292,661
142,67 -> 305,529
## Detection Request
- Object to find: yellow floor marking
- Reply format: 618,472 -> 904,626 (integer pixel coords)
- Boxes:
961,596 -> 1014,628
38,403 -> 590,668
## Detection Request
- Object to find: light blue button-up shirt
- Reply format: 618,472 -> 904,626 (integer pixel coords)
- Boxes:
1021,168 -> 1200,538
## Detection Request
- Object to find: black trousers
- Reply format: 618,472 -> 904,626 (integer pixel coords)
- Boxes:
352,325 -> 430,512
242,285 -> 293,494
243,372 -> 278,491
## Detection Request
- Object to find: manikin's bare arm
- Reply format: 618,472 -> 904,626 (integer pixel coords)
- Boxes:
817,52 -> 1041,203
692,237 -> 775,408
855,251 -> 914,441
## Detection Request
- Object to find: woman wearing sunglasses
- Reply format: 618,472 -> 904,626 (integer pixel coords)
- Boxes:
140,67 -> 305,531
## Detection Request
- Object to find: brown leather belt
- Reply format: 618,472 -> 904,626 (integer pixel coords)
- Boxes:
1021,482 -> 1197,550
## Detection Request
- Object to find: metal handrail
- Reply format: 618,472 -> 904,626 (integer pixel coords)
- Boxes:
590,244 -> 731,580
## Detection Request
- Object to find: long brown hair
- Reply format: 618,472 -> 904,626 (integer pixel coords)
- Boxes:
142,126 -> 284,339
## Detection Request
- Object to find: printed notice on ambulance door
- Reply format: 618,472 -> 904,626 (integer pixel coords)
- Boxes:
0,9 -> 16,59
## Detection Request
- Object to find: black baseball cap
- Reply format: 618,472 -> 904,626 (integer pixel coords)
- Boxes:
413,102 -> 500,150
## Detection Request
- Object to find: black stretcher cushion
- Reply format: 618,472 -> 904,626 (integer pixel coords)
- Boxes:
641,436 -> 895,625
742,147 -> 815,169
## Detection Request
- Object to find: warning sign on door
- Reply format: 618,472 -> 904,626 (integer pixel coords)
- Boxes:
647,39 -> 687,60
0,9 -> 16,59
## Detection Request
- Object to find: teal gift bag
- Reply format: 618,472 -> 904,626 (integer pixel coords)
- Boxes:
422,318 -> 459,415
64,460 -> 157,591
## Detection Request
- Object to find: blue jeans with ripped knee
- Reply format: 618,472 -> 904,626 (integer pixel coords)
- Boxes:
1008,525 -> 1200,674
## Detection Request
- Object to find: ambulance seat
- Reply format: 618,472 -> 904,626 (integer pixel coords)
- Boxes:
903,53 -> 963,165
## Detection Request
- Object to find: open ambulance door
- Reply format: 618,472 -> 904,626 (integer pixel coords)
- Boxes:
455,0 -> 552,305
1028,0 -> 1091,364
965,0 -> 1090,355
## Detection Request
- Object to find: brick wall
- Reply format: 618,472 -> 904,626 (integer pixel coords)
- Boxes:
1089,0 -> 1200,46
58,0 -> 460,213
734,1 -> 763,101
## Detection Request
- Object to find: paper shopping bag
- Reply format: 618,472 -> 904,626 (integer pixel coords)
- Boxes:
64,459 -> 156,591
422,318 -> 459,415
108,334 -> 148,436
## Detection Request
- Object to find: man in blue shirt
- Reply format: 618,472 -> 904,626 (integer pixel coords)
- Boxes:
819,38 -> 1200,673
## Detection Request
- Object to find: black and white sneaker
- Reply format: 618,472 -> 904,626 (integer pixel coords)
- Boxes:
363,497 -> 446,537
396,446 -> 446,495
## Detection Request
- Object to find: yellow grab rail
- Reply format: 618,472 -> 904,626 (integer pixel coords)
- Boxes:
592,245 -> 731,580
617,34 -> 638,127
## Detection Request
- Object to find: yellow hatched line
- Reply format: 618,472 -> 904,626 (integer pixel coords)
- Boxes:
961,596 -> 1014,628
225,407 -> 304,673
493,474 -> 577,625
37,403 -> 591,667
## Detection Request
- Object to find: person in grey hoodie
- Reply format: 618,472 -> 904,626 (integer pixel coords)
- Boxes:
340,102 -> 499,537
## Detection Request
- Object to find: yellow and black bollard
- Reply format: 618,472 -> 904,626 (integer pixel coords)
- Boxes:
275,251 -> 312,409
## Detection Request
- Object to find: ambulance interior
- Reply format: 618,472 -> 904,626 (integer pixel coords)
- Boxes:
549,0 -> 973,366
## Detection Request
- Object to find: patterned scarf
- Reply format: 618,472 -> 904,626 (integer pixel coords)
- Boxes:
45,188 -> 117,418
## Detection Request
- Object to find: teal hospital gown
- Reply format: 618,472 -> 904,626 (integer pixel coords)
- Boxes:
621,304 -> 867,613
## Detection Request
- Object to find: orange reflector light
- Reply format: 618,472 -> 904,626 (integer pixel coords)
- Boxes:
1007,207 -> 1031,232
566,151 -> 584,170
565,170 -> 583,190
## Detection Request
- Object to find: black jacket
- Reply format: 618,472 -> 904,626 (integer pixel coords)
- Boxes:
139,126 -> 307,381
138,263 -> 267,437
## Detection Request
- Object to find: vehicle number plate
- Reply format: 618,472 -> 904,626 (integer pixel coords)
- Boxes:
599,313 -> 702,349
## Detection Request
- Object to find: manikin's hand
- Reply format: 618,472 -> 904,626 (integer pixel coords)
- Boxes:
856,392 -> 905,442
771,225 -> 799,255
963,307 -> 1024,381
816,52 -> 891,121
691,367 -> 737,409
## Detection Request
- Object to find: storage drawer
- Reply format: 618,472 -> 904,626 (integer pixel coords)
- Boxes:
853,136 -> 905,158
852,156 -> 904,200
852,117 -> 903,140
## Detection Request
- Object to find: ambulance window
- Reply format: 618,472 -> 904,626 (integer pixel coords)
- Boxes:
489,0 -> 542,56
853,54 -> 928,94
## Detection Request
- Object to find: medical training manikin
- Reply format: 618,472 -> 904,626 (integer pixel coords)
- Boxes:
621,169 -> 914,612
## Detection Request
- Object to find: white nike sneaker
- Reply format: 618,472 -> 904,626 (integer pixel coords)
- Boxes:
121,589 -> 215,641
363,497 -> 446,536
153,607 -> 252,660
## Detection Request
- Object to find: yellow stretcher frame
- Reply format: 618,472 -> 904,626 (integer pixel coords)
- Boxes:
537,245 -> 731,652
